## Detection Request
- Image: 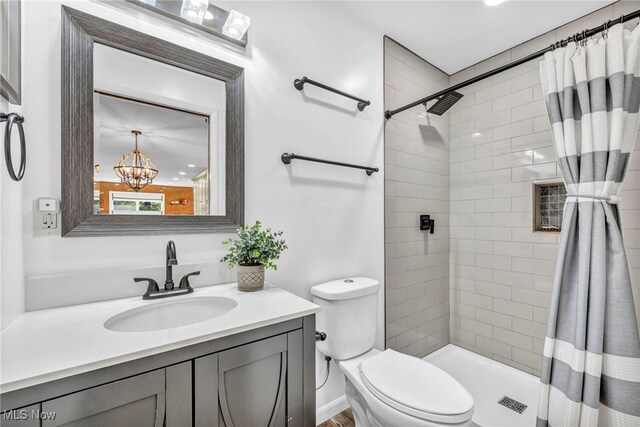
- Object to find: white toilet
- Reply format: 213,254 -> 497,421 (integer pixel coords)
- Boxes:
311,277 -> 474,427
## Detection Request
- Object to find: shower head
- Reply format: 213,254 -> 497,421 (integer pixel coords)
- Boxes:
425,91 -> 464,116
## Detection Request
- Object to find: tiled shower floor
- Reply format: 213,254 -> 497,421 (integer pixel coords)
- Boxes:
425,345 -> 540,427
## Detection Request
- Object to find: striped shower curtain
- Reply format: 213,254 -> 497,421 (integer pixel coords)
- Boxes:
537,23 -> 640,426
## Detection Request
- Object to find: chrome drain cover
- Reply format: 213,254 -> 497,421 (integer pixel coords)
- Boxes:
498,396 -> 527,414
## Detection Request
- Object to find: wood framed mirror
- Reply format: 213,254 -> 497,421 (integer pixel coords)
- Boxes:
61,6 -> 244,237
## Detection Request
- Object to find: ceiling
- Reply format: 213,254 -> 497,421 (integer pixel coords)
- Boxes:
336,1 -> 616,74
94,94 -> 210,187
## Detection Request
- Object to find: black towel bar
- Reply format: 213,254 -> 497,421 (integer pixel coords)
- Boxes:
281,152 -> 378,176
294,77 -> 371,111
1,112 -> 26,182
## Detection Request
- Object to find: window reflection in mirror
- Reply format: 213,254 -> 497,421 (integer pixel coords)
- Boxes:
92,43 -> 226,216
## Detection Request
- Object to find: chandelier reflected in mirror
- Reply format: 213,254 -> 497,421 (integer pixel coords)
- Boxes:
113,130 -> 158,192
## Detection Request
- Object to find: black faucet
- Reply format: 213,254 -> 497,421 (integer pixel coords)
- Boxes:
133,240 -> 200,300
165,240 -> 178,290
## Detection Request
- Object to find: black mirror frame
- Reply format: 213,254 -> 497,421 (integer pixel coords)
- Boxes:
61,6 -> 244,237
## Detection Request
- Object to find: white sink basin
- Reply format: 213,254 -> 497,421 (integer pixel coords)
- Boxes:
104,296 -> 238,332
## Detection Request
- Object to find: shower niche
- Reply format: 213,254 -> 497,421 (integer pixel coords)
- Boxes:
533,179 -> 566,233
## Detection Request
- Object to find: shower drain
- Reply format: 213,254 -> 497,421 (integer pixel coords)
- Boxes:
497,396 -> 528,414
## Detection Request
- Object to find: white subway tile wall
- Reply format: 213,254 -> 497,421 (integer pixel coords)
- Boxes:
448,2 -> 640,375
384,38 -> 451,357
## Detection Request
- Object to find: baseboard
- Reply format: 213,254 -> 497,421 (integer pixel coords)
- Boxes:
316,395 -> 349,424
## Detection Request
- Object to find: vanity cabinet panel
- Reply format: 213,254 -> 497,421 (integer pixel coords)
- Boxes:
165,362 -> 192,426
41,370 -> 165,427
195,333 -> 302,427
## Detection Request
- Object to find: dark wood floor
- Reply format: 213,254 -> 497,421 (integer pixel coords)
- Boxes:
318,408 -> 355,427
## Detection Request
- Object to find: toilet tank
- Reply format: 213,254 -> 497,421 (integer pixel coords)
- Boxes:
311,277 -> 380,360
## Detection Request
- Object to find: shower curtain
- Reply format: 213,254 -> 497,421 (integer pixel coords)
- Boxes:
537,23 -> 640,426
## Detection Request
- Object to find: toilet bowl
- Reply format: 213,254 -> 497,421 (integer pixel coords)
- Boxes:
311,278 -> 474,427
337,349 -> 473,427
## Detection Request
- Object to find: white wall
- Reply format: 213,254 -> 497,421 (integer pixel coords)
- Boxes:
15,0 -> 384,415
0,3 -> 25,331
1,99 -> 25,331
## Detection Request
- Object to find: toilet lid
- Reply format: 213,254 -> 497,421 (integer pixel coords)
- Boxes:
358,350 -> 473,423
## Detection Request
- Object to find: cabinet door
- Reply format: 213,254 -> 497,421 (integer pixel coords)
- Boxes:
41,369 -> 165,427
195,334 -> 290,427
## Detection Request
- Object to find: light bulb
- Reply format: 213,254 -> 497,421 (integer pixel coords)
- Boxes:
180,0 -> 209,24
222,10 -> 250,40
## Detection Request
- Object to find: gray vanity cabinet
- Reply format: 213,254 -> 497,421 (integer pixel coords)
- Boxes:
0,316 -> 315,427
195,331 -> 304,427
40,369 -> 166,427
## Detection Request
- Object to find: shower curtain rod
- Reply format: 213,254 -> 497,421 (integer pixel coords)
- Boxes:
384,9 -> 640,119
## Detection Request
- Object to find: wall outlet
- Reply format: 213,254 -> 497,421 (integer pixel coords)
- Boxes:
34,198 -> 61,236
42,213 -> 57,229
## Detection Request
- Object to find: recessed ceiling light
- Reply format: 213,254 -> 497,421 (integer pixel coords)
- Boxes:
179,171 -> 186,175
173,177 -> 179,181
472,130 -> 482,138
187,164 -> 195,168
204,10 -> 213,20
484,0 -> 507,6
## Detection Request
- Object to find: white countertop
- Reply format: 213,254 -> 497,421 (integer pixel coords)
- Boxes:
0,283 -> 319,394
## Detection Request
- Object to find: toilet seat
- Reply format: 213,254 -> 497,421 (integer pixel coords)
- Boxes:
358,349 -> 474,424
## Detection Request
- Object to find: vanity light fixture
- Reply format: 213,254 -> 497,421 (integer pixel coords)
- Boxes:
484,0 -> 507,6
113,130 -> 159,192
124,0 -> 249,47
222,10 -> 251,40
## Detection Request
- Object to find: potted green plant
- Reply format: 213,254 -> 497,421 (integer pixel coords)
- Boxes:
221,221 -> 288,292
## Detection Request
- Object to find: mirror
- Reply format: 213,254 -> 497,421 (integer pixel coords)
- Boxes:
61,7 -> 244,236
92,44 -> 226,217
0,0 -> 21,104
